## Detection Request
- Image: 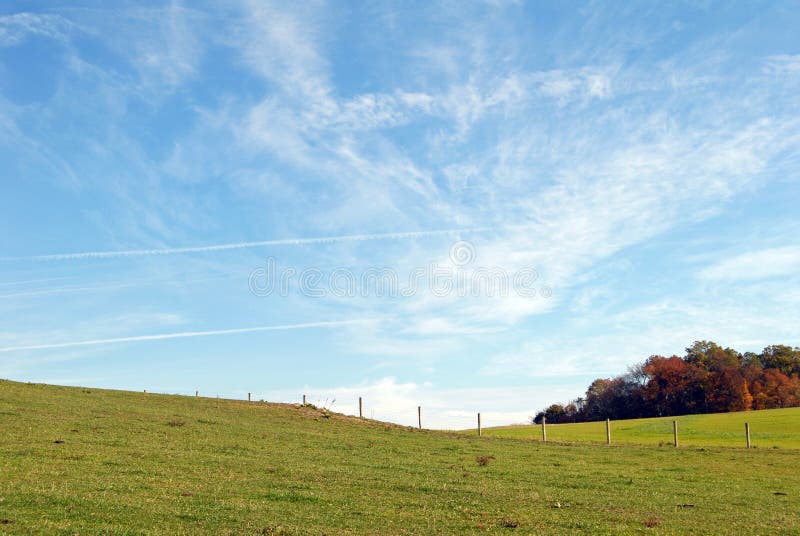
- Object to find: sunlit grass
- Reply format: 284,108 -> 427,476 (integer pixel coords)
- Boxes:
480,407 -> 800,449
1,380 -> 798,534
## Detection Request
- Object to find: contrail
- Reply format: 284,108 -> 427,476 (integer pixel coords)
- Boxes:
0,319 -> 377,353
0,273 -> 238,299
0,276 -> 73,287
1,228 -> 490,262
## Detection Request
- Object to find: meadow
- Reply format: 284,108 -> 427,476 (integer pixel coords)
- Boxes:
480,407 -> 800,449
1,379 -> 798,534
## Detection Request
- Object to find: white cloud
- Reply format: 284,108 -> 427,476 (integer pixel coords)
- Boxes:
0,13 -> 73,46
764,54 -> 800,76
401,317 -> 502,336
481,293 -> 800,382
570,287 -> 611,313
698,246 -> 800,281
266,376 -> 578,429
129,3 -> 203,88
236,0 -> 332,105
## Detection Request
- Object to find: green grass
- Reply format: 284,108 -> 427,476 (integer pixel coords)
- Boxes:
480,407 -> 800,449
1,380 -> 799,534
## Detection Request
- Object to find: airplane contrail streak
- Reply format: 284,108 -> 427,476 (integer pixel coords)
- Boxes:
0,319 -> 378,353
1,228 -> 491,262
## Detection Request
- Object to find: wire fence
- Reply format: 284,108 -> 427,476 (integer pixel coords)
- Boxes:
141,388 -> 504,431
138,388 -> 797,449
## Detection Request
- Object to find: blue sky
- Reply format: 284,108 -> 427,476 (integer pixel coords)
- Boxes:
1,1 -> 799,428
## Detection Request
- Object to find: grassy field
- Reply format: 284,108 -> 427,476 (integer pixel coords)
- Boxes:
1,380 -> 799,534
480,408 -> 800,449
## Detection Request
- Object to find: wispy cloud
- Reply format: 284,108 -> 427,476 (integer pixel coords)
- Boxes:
401,317 -> 504,336
764,54 -> 800,76
0,12 -> 74,46
698,246 -> 800,282
127,3 -> 204,89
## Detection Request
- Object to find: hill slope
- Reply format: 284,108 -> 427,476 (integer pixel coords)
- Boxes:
481,407 -> 800,449
1,380 -> 798,534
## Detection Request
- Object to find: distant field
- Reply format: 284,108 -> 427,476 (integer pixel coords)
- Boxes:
480,407 -> 800,449
1,380 -> 799,534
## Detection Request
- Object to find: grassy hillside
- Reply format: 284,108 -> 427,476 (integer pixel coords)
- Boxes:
1,380 -> 799,534
480,407 -> 800,449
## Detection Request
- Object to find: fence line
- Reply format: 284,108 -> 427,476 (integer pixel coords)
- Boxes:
132,387 -> 767,447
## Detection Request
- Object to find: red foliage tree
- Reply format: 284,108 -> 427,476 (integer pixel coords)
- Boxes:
537,341 -> 800,422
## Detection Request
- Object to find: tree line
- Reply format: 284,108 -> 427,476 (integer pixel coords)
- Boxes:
533,341 -> 800,424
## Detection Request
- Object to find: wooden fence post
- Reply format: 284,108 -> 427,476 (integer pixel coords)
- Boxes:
673,420 -> 679,447
359,397 -> 363,419
248,392 -> 251,402
418,406 -> 422,430
541,416 -> 547,442
195,390 -> 199,397
606,418 -> 611,445
302,394 -> 307,406
745,422 -> 751,449
477,413 -> 482,437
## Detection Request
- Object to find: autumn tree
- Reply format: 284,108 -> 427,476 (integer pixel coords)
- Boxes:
535,341 -> 800,423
